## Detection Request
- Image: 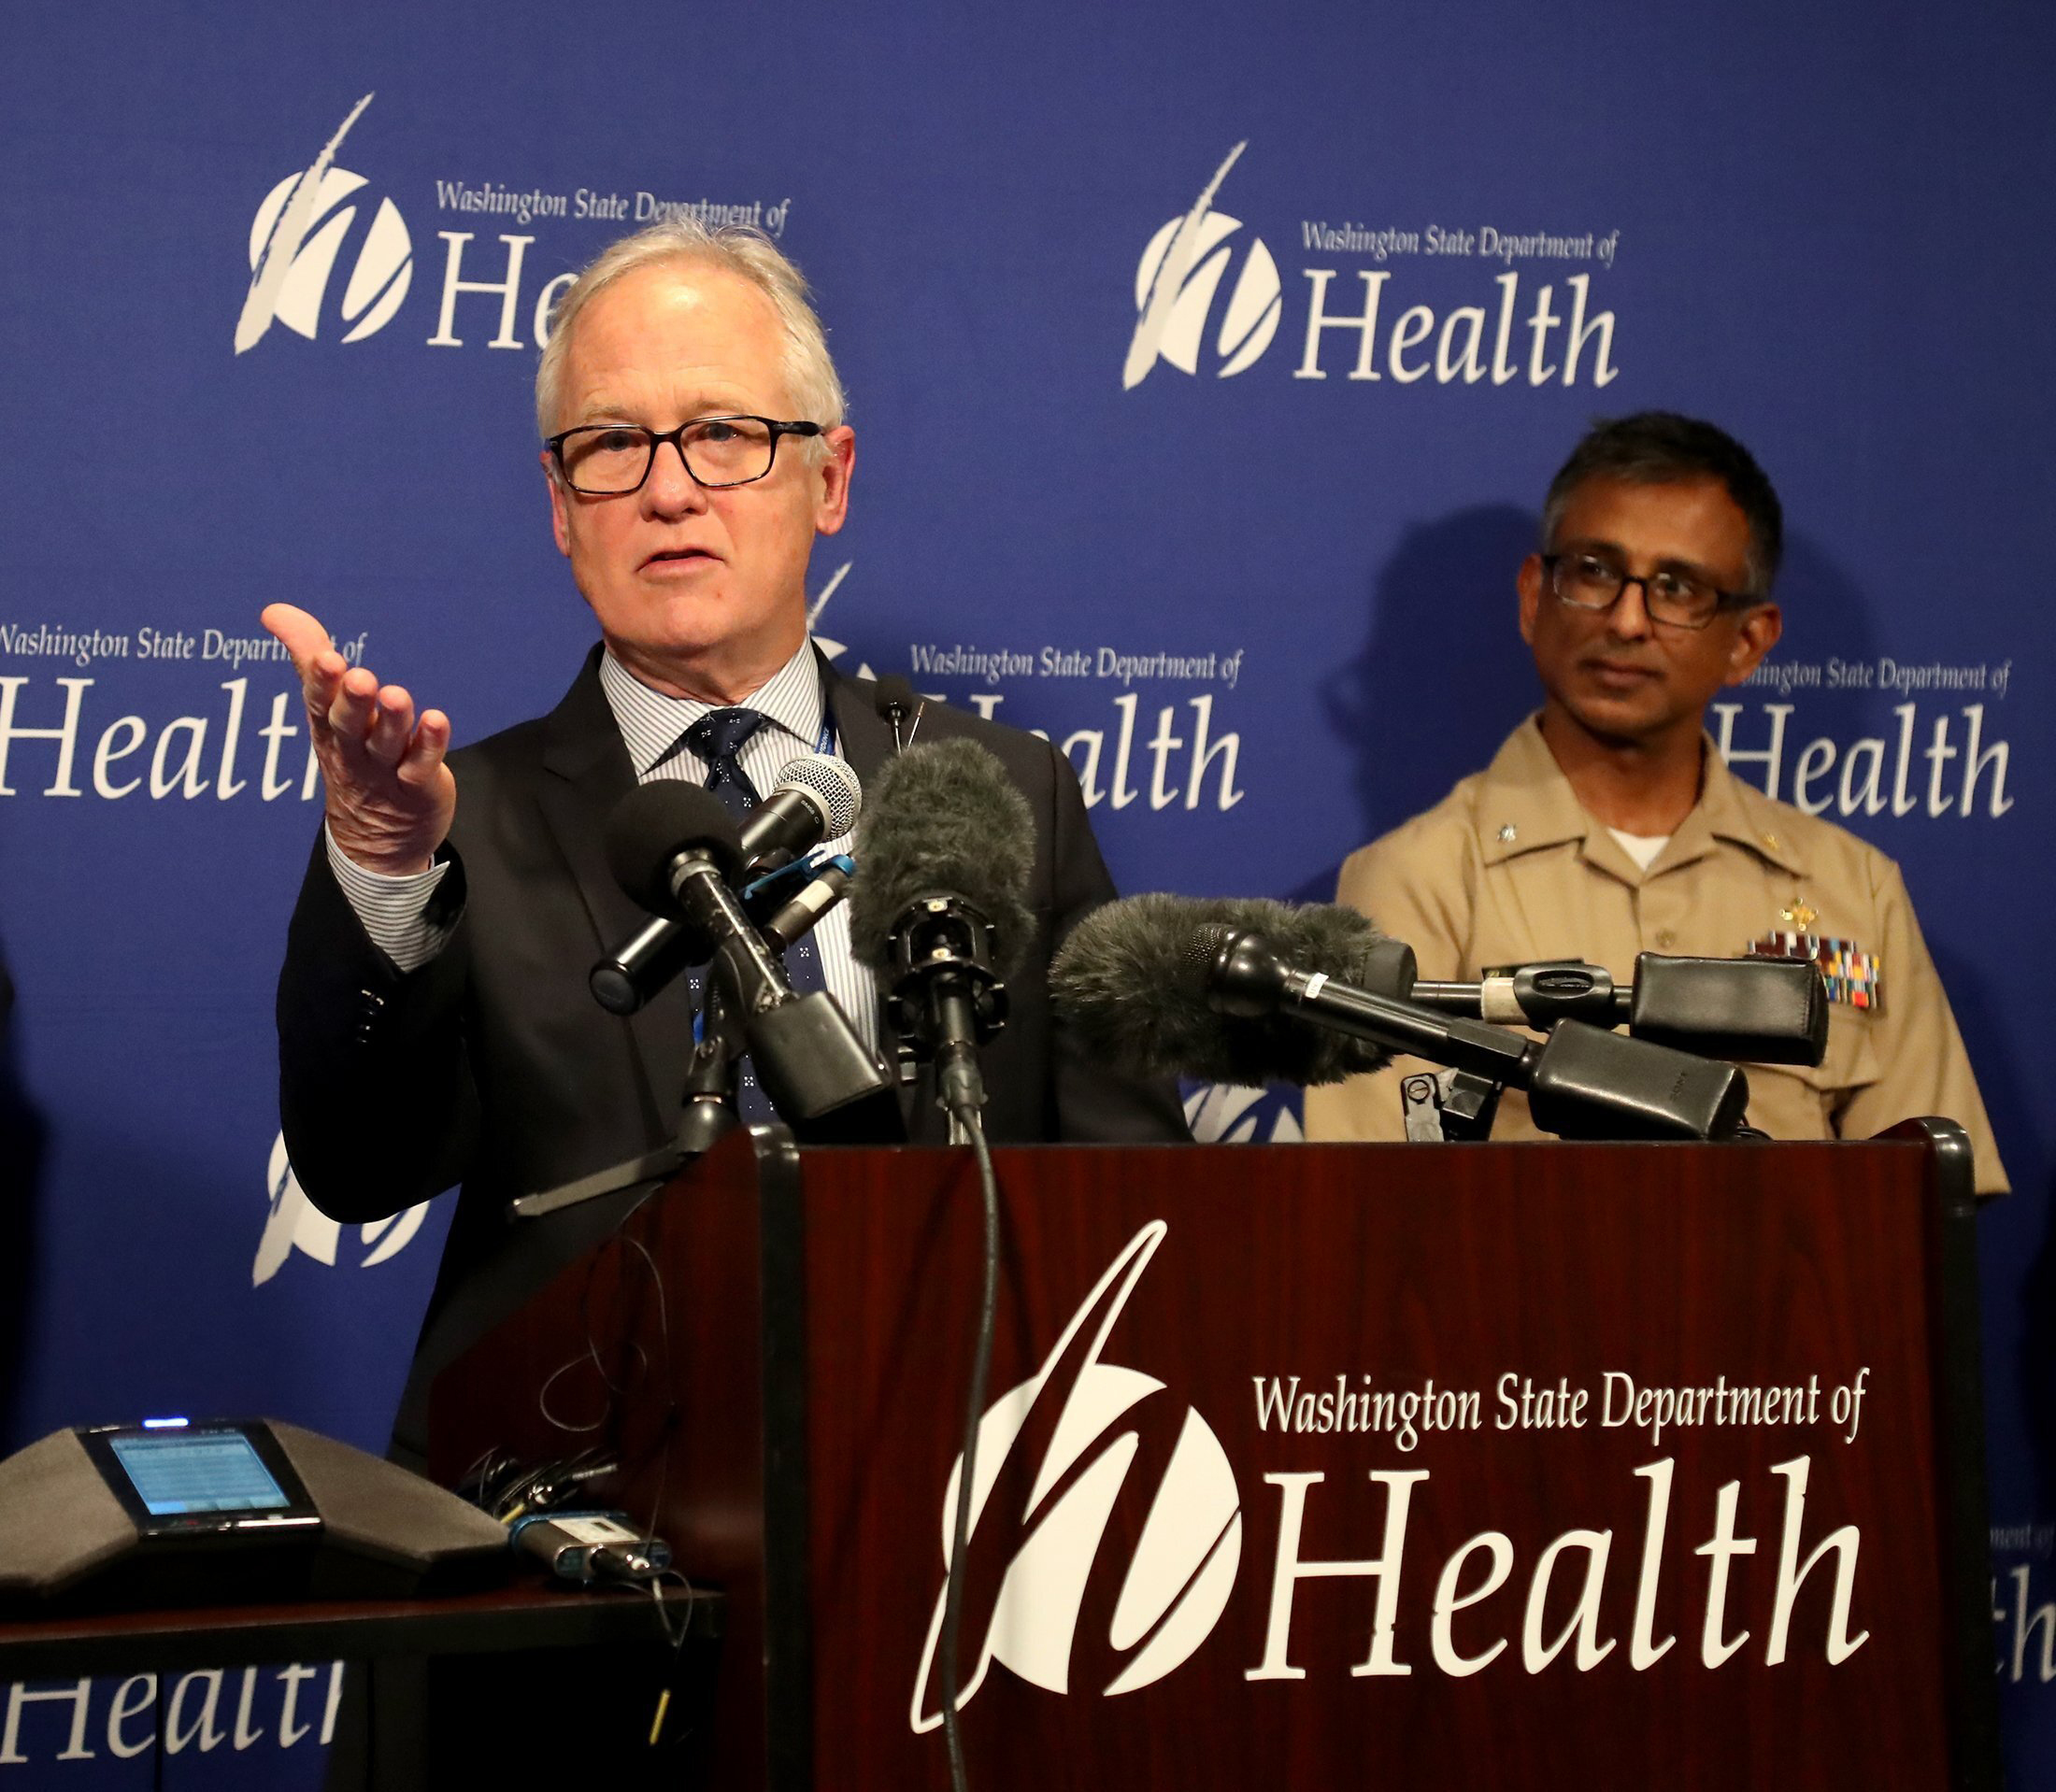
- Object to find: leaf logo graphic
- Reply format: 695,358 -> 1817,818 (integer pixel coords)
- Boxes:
909,1221 -> 1241,1729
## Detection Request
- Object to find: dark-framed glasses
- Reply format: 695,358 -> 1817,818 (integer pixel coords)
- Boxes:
1541,551 -> 1754,632
545,415 -> 823,495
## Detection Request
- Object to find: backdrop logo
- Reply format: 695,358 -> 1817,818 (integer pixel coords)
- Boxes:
1124,144 -> 1624,392
253,1131 -> 428,1286
908,1221 -> 1242,1730
236,93 -> 413,354
1186,1082 -> 1302,1144
805,561 -> 880,682
1124,142 -> 1281,388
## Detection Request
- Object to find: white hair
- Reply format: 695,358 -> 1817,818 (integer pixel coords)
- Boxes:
534,218 -> 847,448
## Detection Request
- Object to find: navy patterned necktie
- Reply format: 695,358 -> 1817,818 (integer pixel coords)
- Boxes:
679,707 -> 768,815
670,707 -> 827,1120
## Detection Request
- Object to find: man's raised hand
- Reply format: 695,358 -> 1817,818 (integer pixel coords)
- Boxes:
262,604 -> 456,875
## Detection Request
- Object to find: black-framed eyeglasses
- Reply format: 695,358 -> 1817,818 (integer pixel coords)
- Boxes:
1541,551 -> 1757,632
545,415 -> 823,495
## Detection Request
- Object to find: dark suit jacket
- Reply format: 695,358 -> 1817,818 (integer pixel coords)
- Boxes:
278,647 -> 1187,1457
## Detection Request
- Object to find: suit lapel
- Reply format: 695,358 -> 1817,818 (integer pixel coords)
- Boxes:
535,647 -> 697,1139
821,652 -> 892,787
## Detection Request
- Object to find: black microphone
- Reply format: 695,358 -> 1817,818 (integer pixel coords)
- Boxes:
601,783 -> 891,1121
1407,953 -> 1828,1067
589,755 -> 862,1017
1624,953 -> 1826,1066
736,753 -> 861,873
590,911 -> 704,1018
605,781 -> 747,926
848,740 -> 1035,1118
1051,895 -> 1747,1140
1050,892 -> 1416,1086
1408,960 -> 1622,1028
759,856 -> 854,952
872,676 -> 924,749
1202,928 -> 1748,1141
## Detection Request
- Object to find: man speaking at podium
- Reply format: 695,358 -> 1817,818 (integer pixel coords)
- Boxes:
264,219 -> 1184,1458
1306,412 -> 2007,1194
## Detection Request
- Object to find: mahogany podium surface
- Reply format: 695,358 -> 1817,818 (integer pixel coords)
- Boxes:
431,1124 -> 1993,1791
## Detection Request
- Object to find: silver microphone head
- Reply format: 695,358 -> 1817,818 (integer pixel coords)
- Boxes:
772,754 -> 863,841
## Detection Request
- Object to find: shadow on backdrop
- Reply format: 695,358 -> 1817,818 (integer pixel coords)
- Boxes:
0,937 -> 47,1452
1763,530 -> 1879,677
1305,503 -> 1540,905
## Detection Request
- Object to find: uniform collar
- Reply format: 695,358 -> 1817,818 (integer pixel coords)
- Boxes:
1476,714 -> 1807,879
1691,735 -> 1807,875
1474,718 -> 1600,866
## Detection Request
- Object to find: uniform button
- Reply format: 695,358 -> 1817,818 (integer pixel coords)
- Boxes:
1654,929 -> 1677,949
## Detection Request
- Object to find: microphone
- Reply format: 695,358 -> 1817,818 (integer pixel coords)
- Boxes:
736,753 -> 861,873
1049,892 -> 1416,1086
759,856 -> 854,953
1407,954 -> 1828,1067
848,740 -> 1035,1117
1408,960 -> 1621,1028
601,783 -> 891,1121
1050,895 -> 1747,1140
1202,928 -> 1748,1141
590,912 -> 703,1018
588,755 -> 862,1017
605,782 -> 746,926
872,676 -> 924,749
1624,953 -> 1826,1065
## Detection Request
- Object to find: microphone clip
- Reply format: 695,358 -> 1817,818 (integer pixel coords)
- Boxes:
881,894 -> 1010,1117
1400,1066 -> 1506,1143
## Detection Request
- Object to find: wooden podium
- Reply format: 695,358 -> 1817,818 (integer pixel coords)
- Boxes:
430,1124 -> 1996,1790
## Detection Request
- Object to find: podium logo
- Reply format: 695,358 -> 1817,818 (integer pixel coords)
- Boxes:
236,93 -> 413,354
1123,142 -> 1281,389
253,1131 -> 429,1286
909,1221 -> 1242,1730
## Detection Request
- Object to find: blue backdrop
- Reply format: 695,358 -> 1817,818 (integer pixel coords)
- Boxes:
3,2 -> 2050,1782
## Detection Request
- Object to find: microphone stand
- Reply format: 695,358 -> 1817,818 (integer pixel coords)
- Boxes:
879,895 -> 1008,1122
509,969 -> 746,1222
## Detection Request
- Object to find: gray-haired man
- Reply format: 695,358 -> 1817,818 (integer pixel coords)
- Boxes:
266,220 -> 1185,1459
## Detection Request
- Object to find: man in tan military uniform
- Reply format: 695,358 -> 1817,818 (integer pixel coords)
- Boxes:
1305,413 -> 2007,1194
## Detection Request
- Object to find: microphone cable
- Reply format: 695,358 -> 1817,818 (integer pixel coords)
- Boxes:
937,1102 -> 1000,1792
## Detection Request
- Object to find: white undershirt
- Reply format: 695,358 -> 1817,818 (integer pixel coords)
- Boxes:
1606,827 -> 1671,871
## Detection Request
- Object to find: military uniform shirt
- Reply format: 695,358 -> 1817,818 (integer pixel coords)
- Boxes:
1303,716 -> 2009,1194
